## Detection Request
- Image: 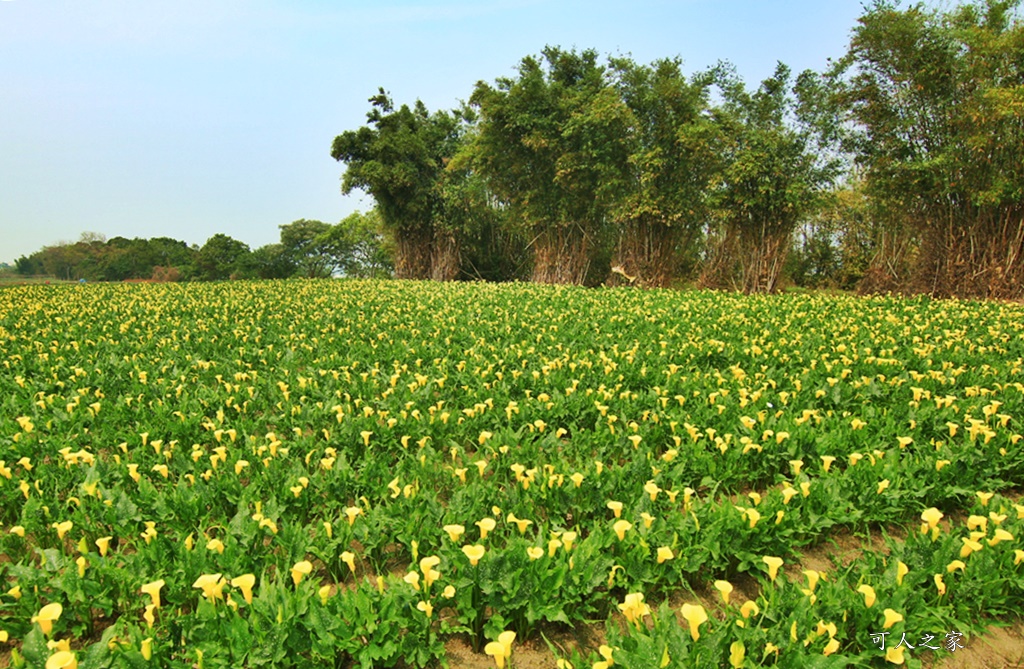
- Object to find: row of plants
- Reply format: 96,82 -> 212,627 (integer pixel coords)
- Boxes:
1,280 -> 1022,667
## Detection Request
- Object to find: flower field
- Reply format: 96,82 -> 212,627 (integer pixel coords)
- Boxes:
2,280 -> 1023,669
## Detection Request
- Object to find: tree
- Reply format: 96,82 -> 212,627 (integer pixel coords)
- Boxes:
469,47 -> 632,284
700,63 -> 838,293
331,91 -> 461,280
196,234 -> 252,281
606,57 -> 724,287
831,0 -> 1024,298
251,243 -> 298,279
334,210 -> 394,278
279,219 -> 342,278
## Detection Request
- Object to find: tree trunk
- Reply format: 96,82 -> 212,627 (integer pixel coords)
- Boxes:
913,205 -> 1024,299
531,225 -> 591,284
609,218 -> 686,288
699,220 -> 792,293
393,226 -> 433,280
430,228 -> 460,282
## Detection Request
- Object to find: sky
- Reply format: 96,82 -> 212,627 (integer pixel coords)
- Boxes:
0,0 -> 870,265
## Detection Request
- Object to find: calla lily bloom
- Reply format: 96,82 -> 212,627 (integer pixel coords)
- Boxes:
506,513 -> 532,534
885,646 -> 905,664
920,508 -> 943,535
714,580 -> 733,604
857,584 -> 876,608
476,518 -> 496,539
740,600 -> 759,619
946,560 -> 966,573
613,520 -> 632,541
960,537 -> 983,558
617,593 -> 650,626
934,574 -> 946,595
231,574 -> 256,604
988,528 -> 1013,546
527,546 -> 544,560
32,603 -> 63,636
896,561 -> 909,585
344,507 -> 362,526
341,551 -> 356,574
883,608 -> 903,628
462,544 -> 485,566
45,650 -> 77,669
762,556 -> 783,582
730,641 -> 745,667
193,574 -> 225,602
484,631 -> 516,669
140,638 -> 152,661
141,580 -> 165,608
291,561 -> 313,585
443,524 -> 465,542
680,603 -> 708,640
53,521 -> 73,540
656,546 -> 673,564
607,500 -> 623,518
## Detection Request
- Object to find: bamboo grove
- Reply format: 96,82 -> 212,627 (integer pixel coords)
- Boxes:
331,0 -> 1024,298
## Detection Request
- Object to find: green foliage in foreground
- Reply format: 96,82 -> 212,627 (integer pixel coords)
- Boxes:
0,280 -> 1022,668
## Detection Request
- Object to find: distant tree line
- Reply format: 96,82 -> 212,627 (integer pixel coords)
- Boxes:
330,0 -> 1024,298
13,211 -> 391,282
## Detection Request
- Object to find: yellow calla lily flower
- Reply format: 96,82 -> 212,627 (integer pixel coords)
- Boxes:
462,544 -> 485,566
762,556 -> 783,582
231,574 -> 256,604
476,517 -> 496,539
291,561 -> 313,585
680,603 -> 708,640
32,602 -> 63,636
883,608 -> 903,628
714,580 -> 733,604
45,650 -> 77,669
193,574 -> 225,602
141,580 -> 165,608
617,592 -> 650,626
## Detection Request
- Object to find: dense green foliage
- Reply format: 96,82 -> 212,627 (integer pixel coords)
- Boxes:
13,211 -> 390,283
2,281 -> 1024,667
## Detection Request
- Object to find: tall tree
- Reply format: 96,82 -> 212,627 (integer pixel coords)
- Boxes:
832,0 -> 1024,298
607,57 -> 723,287
469,47 -> 632,284
196,234 -> 252,281
279,219 -> 343,278
701,63 -> 838,293
334,210 -> 394,278
331,90 -> 460,280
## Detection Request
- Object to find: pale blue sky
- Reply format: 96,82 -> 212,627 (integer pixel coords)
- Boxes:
1,0 -> 868,264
